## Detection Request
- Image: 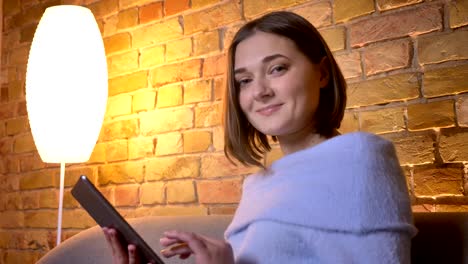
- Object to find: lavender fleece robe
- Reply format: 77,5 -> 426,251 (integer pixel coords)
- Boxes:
225,132 -> 417,264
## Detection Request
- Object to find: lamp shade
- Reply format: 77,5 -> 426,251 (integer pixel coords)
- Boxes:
26,5 -> 108,163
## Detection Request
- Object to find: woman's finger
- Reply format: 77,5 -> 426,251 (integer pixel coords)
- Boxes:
163,231 -> 207,254
160,242 -> 192,258
159,237 -> 182,247
128,244 -> 138,264
108,229 -> 128,262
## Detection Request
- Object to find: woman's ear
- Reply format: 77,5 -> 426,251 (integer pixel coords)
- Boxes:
318,56 -> 330,89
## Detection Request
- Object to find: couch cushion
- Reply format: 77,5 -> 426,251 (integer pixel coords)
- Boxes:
412,212 -> 468,264
37,215 -> 233,264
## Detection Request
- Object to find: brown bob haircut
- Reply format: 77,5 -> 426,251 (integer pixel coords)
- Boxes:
224,11 -> 347,168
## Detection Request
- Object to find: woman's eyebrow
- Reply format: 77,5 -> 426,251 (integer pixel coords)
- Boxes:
234,54 -> 289,74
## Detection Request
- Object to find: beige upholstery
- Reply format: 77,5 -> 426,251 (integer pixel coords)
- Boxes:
38,213 -> 468,264
37,216 -> 232,264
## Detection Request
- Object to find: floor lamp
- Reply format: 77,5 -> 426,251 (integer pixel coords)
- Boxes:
25,5 -> 108,246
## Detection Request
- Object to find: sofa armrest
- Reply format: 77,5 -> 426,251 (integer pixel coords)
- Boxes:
37,215 -> 232,264
412,212 -> 468,264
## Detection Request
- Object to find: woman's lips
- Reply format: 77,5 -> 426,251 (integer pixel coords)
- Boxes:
256,104 -> 283,116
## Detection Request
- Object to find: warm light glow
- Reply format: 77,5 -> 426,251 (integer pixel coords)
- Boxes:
26,5 -> 108,163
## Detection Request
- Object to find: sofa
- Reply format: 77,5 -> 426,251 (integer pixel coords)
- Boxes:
37,213 -> 468,264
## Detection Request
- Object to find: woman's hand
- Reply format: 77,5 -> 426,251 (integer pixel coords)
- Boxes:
160,230 -> 234,264
102,227 -> 147,264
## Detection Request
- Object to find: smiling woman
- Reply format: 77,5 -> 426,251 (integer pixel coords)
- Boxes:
225,11 -> 347,167
103,11 -> 417,264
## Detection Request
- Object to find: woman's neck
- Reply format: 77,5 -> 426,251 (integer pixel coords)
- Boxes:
277,128 -> 339,155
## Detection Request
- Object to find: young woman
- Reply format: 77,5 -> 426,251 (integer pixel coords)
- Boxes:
104,11 -> 417,264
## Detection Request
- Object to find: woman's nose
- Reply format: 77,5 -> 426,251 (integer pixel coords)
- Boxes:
252,79 -> 274,100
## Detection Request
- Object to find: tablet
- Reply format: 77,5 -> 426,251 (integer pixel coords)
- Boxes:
71,175 -> 165,264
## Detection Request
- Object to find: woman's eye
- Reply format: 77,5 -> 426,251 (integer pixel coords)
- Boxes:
270,65 -> 287,74
237,78 -> 252,87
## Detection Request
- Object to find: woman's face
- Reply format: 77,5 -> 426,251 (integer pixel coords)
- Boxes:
234,31 -> 328,137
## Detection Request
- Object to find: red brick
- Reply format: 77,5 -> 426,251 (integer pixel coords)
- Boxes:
139,2 -> 163,24
140,107 -> 193,135
140,45 -> 165,68
62,210 -> 96,229
24,210 -> 57,228
422,64 -> 468,98
377,0 -> 423,11
17,101 -> 27,116
117,8 -> 138,29
435,205 -> 468,212
3,0 -> 20,15
347,73 -> 419,107
3,250 -> 41,263
192,0 -> 219,9
412,204 -> 434,213
101,119 -> 139,141
88,0 -> 118,18
292,2 -> 332,28
334,0 -> 375,23
103,33 -> 131,54
157,84 -> 183,108
184,79 -> 212,104
146,156 -> 200,180
64,166 -> 96,187
209,205 -> 238,215
132,18 -> 183,48
19,153 -> 46,172
364,40 -> 411,75
449,0 -> 468,28
166,38 -> 192,62
98,162 -> 144,185
184,2 -> 241,35
439,130 -> 468,162
20,23 -> 37,43
418,30 -> 468,65
197,179 -> 243,204
167,180 -> 196,203
155,132 -> 183,156
108,70 -> 148,96
106,140 -> 128,162
107,51 -> 139,77
183,130 -> 211,153
319,27 -> 346,52
128,137 -> 154,159
213,77 -> 224,101
8,45 -> 30,66
203,54 -> 226,77
19,170 -> 58,190
243,0 -> 268,19
195,102 -> 222,128
335,51 -> 362,79
382,132 -> 435,165
120,0 -> 155,9
201,153 -> 258,178
105,95 -> 132,117
360,107 -> 405,134
350,4 -> 442,47
407,100 -> 455,131
140,181 -> 164,205
13,133 -> 35,153
115,184 -> 139,206
0,211 -> 24,228
457,96 -> 468,127
151,59 -> 202,87
193,31 -> 220,56
0,103 -> 15,119
413,165 -> 464,196
165,0 -> 190,16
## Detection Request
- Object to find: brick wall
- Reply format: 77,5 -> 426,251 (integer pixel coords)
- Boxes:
1,0 -> 467,262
